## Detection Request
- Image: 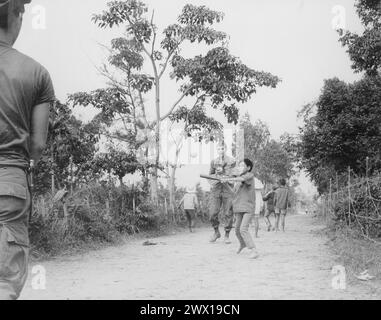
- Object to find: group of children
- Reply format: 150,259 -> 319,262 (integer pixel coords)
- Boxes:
178,159 -> 290,260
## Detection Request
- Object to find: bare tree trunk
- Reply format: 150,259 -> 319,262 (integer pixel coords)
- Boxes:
169,143 -> 182,218
151,75 -> 161,205
169,165 -> 176,220
150,171 -> 159,204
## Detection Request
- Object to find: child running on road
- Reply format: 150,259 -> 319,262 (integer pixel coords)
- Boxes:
221,159 -> 259,259
263,185 -> 278,231
274,179 -> 290,232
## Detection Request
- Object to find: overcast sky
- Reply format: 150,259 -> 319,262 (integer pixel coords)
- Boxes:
15,0 -> 365,194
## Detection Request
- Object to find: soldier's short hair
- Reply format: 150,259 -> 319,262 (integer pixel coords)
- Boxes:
0,0 -> 31,30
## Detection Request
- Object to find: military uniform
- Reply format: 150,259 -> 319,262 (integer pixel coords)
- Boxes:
0,38 -> 55,299
209,155 -> 236,237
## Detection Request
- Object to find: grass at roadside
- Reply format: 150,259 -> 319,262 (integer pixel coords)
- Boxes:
325,219 -> 381,284
30,219 -> 210,262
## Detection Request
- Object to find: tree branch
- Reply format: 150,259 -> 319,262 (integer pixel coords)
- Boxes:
150,10 -> 156,55
159,86 -> 193,123
158,50 -> 174,79
158,37 -> 184,79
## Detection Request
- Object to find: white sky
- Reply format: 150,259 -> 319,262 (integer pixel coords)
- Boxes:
14,0 -> 365,195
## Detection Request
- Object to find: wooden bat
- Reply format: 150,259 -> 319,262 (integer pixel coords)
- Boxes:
200,174 -> 222,181
200,174 -> 237,181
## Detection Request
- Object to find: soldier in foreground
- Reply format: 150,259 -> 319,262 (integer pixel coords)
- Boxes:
0,0 -> 55,299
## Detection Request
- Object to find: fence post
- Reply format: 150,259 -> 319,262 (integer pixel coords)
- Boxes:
132,183 -> 136,215
51,170 -> 55,196
164,198 -> 169,219
329,178 -> 332,219
365,157 -> 370,236
106,198 -> 110,216
348,166 -> 351,227
41,197 -> 46,217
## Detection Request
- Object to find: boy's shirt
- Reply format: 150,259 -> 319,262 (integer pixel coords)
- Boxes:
274,187 -> 289,210
263,190 -> 276,210
232,172 -> 256,213
181,193 -> 197,210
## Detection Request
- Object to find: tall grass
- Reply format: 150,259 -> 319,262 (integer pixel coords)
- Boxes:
29,182 -> 210,258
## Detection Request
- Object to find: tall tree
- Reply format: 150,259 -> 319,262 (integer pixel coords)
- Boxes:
93,142 -> 140,186
34,101 -> 100,195
298,75 -> 381,193
240,113 -> 295,185
71,1 -> 280,204
338,0 -> 381,75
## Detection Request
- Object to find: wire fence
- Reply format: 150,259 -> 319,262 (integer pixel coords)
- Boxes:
320,161 -> 381,243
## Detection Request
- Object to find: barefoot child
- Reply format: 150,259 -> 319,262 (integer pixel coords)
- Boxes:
263,185 -> 278,231
221,159 -> 259,259
274,179 -> 290,232
178,186 -> 198,233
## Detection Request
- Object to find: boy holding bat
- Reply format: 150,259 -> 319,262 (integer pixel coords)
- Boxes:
220,159 -> 259,259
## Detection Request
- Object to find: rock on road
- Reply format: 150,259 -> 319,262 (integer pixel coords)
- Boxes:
20,214 -> 378,300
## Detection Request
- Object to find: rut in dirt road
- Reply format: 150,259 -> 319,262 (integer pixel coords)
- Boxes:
20,214 -> 377,300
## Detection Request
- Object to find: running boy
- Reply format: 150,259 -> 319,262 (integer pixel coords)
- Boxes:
263,185 -> 277,231
221,159 -> 259,259
274,179 -> 290,232
178,186 -> 199,233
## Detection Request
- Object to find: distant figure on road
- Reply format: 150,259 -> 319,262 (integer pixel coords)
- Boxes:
263,185 -> 278,231
178,186 -> 199,233
252,177 -> 264,238
0,0 -> 55,300
274,179 -> 291,232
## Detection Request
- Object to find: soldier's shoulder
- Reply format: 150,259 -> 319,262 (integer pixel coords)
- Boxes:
12,49 -> 49,75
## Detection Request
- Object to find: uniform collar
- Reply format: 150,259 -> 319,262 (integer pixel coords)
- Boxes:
0,39 -> 11,48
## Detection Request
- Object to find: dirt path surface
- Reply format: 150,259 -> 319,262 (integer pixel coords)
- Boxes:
20,214 -> 379,300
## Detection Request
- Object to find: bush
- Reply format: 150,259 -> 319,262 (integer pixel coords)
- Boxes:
331,176 -> 381,239
30,182 -> 166,257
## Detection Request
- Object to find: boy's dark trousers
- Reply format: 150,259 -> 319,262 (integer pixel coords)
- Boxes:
185,209 -> 195,231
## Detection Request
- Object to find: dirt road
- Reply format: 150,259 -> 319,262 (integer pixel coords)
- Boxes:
20,214 -> 379,300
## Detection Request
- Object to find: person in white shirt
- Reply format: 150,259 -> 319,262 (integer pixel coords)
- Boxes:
178,186 -> 199,233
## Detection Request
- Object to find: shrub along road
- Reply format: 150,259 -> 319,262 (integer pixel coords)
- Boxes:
20,214 -> 379,300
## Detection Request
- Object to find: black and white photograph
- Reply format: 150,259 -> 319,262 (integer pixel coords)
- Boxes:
0,0 -> 380,303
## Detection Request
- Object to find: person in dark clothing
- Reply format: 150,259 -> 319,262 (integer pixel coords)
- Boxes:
0,0 -> 55,300
263,185 -> 278,231
274,179 -> 291,232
